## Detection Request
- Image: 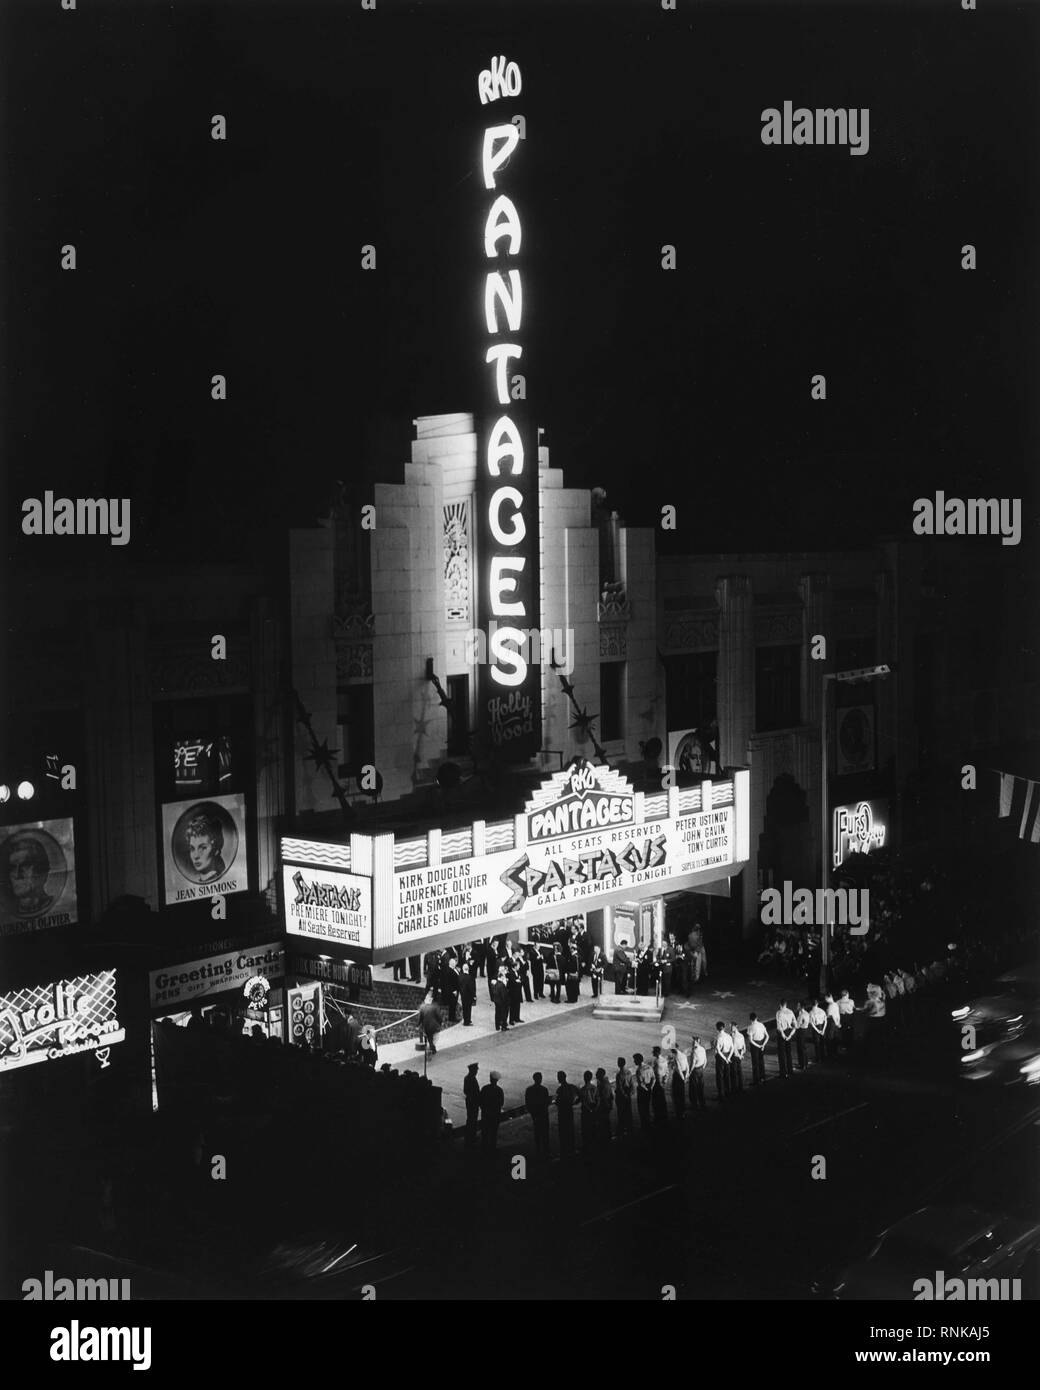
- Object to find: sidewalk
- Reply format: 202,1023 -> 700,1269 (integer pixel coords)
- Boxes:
375,969 -> 809,1127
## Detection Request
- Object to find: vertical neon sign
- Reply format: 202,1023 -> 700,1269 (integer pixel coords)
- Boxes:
475,55 -> 541,761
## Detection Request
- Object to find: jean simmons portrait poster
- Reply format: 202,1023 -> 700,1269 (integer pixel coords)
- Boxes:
161,792 -> 247,903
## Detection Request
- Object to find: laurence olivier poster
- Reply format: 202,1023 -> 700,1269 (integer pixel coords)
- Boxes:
0,818 -> 78,936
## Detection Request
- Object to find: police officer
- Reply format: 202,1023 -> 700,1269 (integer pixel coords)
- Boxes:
688,1036 -> 708,1110
615,1055 -> 635,1137
555,1070 -> 579,1157
525,1071 -> 551,1159
729,1022 -> 746,1094
823,993 -> 841,1059
775,999 -> 796,1079
669,1046 -> 689,1120
479,1070 -> 504,1154
809,998 -> 828,1064
651,1046 -> 670,1126
634,1052 -> 654,1130
837,988 -> 856,1049
747,1012 -> 769,1085
595,1067 -> 614,1143
463,1062 -> 480,1147
579,1070 -> 600,1151
794,1000 -> 812,1071
713,1021 -> 733,1101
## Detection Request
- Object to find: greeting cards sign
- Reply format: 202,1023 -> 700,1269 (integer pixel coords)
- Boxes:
0,818 -> 78,937
161,793 -> 248,904
0,970 -> 125,1073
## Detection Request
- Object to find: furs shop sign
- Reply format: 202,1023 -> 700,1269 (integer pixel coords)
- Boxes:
525,760 -> 635,843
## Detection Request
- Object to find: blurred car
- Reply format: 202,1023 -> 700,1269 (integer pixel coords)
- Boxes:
949,961 -> 1040,1049
959,1019 -> 1040,1088
249,1232 -> 418,1299
823,1205 -> 1040,1300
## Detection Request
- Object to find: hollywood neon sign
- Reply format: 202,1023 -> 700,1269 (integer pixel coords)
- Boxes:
478,56 -> 535,704
833,800 -> 887,868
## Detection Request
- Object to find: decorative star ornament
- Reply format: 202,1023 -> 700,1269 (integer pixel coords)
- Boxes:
306,738 -> 339,774
711,990 -> 735,999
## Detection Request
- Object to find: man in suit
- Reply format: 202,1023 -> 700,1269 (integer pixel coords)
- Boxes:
590,945 -> 605,998
492,973 -> 510,1032
479,1070 -> 505,1153
460,963 -> 477,1026
555,1070 -> 579,1158
442,955 -> 461,1024
486,947 -> 499,1000
463,1062 -> 481,1147
595,1067 -> 614,1144
506,955 -> 524,1025
530,945 -> 546,1000
519,950 -> 533,1004
613,944 -> 631,995
525,1071 -> 551,1159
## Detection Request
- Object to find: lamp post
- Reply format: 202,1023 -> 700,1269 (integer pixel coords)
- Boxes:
819,663 -> 891,994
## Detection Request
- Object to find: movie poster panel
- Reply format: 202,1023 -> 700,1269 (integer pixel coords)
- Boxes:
161,793 -> 248,905
282,864 -> 372,953
835,704 -> 876,776
0,818 -> 78,937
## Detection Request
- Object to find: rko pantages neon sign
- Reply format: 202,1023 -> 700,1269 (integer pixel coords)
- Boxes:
525,760 -> 636,842
475,55 -> 541,761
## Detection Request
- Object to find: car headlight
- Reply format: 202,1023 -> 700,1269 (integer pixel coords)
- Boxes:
951,1007 -> 970,1020
961,1050 -> 984,1064
1018,1056 -> 1040,1076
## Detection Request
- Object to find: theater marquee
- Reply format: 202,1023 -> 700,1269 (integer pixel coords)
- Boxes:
281,766 -> 750,963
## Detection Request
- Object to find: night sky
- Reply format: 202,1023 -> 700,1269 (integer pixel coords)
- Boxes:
3,0 -> 1038,561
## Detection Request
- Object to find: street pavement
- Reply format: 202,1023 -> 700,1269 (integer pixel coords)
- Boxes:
367,1003 -> 1040,1301
379,969 -> 811,1126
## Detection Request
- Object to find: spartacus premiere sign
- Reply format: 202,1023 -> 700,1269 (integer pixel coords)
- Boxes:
391,762 -> 737,949
281,865 -> 372,953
